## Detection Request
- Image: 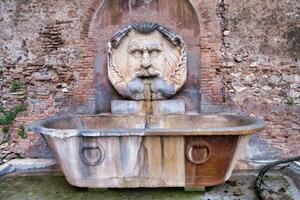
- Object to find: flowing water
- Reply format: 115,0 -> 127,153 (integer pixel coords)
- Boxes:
142,79 -> 157,129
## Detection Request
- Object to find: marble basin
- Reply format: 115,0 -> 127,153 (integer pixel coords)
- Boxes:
28,113 -> 265,189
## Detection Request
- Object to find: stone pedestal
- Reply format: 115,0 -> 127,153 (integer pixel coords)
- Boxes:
111,99 -> 186,114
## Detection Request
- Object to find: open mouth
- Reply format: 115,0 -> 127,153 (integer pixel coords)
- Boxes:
137,74 -> 158,79
136,71 -> 159,79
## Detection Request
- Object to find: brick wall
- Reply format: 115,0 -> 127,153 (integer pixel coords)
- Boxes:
218,0 -> 300,167
0,0 -> 299,168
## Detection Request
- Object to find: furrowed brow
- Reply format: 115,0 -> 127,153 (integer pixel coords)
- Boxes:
147,41 -> 163,51
128,41 -> 143,52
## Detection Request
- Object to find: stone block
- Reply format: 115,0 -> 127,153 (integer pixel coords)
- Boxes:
111,99 -> 186,114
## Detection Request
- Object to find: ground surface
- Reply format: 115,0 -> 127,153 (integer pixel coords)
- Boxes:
0,171 -> 299,200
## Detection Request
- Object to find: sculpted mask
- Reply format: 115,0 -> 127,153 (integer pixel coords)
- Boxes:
108,22 -> 187,100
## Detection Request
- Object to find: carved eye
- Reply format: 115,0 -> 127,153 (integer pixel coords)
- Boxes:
150,50 -> 160,57
131,50 -> 142,58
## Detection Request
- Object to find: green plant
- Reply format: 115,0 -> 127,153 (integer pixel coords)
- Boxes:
285,99 -> 294,106
10,79 -> 23,92
0,104 -> 26,126
0,106 -> 4,113
2,126 -> 9,134
0,80 -> 27,141
0,104 -> 27,140
17,125 -> 26,139
0,138 -> 8,145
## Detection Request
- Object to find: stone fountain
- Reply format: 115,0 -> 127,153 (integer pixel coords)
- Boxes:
28,22 -> 265,190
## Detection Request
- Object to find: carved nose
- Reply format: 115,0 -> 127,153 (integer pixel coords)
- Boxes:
141,51 -> 151,69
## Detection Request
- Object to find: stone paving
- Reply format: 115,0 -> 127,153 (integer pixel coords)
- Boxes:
0,170 -> 299,200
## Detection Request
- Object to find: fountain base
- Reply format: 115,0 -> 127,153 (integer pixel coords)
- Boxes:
28,114 -> 265,188
44,134 -> 248,188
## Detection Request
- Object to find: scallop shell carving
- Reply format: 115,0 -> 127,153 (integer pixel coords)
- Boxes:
132,22 -> 159,34
107,22 -> 187,100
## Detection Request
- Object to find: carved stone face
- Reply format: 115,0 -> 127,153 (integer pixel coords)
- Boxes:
108,25 -> 187,100
126,32 -> 166,81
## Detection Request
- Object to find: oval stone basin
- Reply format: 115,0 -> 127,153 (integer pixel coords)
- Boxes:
29,113 -> 265,137
28,113 -> 266,189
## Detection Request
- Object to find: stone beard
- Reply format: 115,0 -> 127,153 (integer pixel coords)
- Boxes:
108,24 -> 187,100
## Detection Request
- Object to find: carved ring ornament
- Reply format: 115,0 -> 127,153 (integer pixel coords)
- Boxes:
79,142 -> 105,166
108,22 -> 187,100
185,141 -> 211,165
